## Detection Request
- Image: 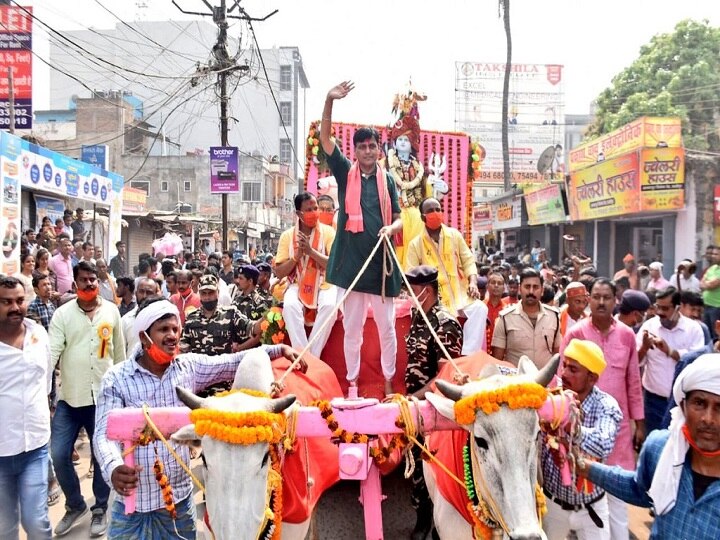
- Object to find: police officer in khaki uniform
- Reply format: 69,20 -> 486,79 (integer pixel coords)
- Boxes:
491,267 -> 561,369
404,265 -> 463,540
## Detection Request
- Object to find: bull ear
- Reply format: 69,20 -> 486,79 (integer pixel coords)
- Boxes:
435,380 -> 464,402
517,355 -> 538,376
534,354 -> 560,387
176,386 -> 207,410
426,391 -> 459,424
268,394 -> 296,413
478,363 -> 501,380
171,424 -> 201,442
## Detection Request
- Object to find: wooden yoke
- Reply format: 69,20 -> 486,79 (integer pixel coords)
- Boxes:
106,397 -> 459,524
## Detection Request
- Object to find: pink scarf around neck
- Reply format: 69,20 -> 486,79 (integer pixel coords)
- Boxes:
345,162 -> 391,233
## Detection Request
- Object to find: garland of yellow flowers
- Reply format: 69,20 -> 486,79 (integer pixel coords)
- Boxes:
189,389 -> 287,445
258,444 -> 283,540
453,382 -> 548,424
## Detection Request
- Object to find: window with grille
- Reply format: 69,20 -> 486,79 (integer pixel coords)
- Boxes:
242,182 -> 261,202
280,65 -> 292,91
279,102 -> 292,126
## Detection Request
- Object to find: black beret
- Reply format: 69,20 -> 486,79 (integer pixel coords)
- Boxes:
405,265 -> 438,285
620,290 -> 651,312
237,264 -> 259,280
257,262 -> 272,273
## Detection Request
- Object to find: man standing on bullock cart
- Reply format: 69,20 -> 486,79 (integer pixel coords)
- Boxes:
541,339 -> 621,539
403,265 -> 463,540
320,81 -> 403,397
93,297 -> 299,539
579,353 -> 720,539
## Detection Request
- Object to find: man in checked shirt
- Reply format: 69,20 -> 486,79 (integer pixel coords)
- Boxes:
541,339 -> 622,540
93,297 -> 302,539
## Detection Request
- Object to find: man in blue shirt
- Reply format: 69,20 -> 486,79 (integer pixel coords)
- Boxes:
581,353 -> 720,540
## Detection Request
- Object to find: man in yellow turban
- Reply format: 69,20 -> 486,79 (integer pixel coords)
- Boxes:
541,339 -> 622,540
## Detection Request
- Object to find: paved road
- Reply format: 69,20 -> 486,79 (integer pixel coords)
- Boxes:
33,443 -> 652,539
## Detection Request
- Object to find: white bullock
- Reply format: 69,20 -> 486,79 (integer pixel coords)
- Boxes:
424,355 -> 559,540
172,350 -> 317,540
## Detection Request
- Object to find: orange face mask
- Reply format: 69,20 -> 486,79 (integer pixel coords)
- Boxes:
424,211 -> 444,231
301,210 -> 319,228
76,288 -> 98,302
318,211 -> 335,226
143,332 -> 178,365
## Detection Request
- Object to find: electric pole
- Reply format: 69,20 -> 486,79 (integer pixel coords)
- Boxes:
173,0 -> 277,250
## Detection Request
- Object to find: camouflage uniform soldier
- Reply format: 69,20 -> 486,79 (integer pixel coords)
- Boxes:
180,274 -> 259,395
404,265 -> 463,540
180,275 -> 257,355
233,264 -> 271,350
256,262 -> 273,303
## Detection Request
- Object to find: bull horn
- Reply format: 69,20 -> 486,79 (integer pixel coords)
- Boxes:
268,394 -> 296,413
435,380 -> 464,402
534,354 -> 560,388
176,386 -> 207,410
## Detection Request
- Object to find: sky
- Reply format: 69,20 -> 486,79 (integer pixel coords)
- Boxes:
28,0 -> 720,133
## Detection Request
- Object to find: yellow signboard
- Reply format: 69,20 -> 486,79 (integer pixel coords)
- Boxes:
569,117 -> 682,173
568,153 -> 639,221
640,147 -> 685,212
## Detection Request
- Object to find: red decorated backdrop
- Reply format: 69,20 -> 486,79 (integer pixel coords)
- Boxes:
305,122 -> 473,244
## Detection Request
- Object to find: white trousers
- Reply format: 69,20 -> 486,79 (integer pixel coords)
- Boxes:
340,289 -> 396,382
459,299 -> 488,355
282,284 -> 338,359
543,495 -> 610,540
606,493 -> 628,540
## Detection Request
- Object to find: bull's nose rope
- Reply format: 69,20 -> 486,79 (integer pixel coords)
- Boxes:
272,234 -> 467,394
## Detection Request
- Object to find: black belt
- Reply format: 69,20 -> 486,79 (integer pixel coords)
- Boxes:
543,487 -> 605,528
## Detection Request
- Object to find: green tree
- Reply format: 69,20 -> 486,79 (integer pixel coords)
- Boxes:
587,19 -> 720,151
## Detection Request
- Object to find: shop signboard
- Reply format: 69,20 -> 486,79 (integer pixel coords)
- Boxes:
0,132 -> 124,273
0,5 -> 33,130
472,203 -> 493,234
524,183 -> 566,225
568,117 -> 682,173
491,195 -> 522,230
639,147 -> 685,212
122,186 -> 147,213
209,146 -> 239,194
567,152 -> 639,221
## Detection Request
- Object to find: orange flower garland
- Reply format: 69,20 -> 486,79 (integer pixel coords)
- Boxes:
190,408 -> 286,445
153,447 -> 176,519
368,415 -> 410,464
454,382 -> 548,424
311,400 -> 369,444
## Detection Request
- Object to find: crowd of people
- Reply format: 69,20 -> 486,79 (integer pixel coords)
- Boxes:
1,83 -> 718,540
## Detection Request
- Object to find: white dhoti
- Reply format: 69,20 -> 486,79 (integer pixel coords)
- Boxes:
459,299 -> 488,355
282,283 -> 338,359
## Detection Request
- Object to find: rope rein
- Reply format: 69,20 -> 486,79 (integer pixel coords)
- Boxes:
382,235 -> 465,377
